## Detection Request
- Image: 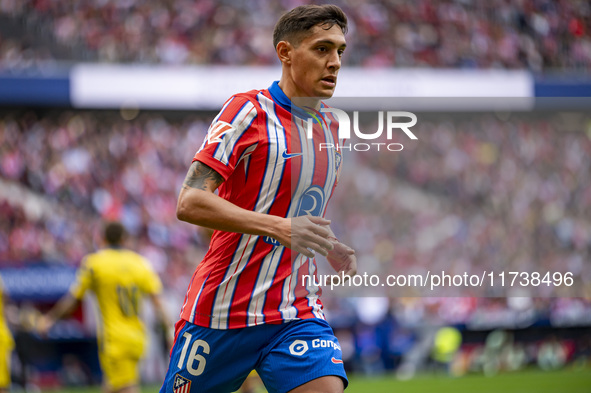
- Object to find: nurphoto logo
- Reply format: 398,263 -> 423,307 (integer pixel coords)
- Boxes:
305,108 -> 418,152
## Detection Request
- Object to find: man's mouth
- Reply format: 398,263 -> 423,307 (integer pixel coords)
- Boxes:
320,76 -> 337,87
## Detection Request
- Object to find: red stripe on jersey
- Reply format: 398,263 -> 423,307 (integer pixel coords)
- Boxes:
310,120 -> 330,189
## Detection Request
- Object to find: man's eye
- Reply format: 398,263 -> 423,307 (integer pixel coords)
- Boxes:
338,50 -> 344,56
317,47 -> 327,52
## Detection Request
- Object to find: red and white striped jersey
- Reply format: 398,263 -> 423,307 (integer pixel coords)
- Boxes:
179,81 -> 345,329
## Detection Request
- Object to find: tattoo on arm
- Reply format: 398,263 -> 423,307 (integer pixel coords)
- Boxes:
182,161 -> 224,191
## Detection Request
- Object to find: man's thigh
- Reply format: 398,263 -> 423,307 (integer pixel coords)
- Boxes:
289,376 -> 344,393
257,319 -> 348,393
160,320 -> 271,393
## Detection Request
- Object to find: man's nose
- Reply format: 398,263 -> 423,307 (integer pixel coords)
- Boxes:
327,50 -> 341,70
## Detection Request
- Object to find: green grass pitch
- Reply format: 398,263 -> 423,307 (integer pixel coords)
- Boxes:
47,367 -> 590,393
345,368 -> 591,393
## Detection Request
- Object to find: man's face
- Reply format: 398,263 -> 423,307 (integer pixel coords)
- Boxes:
288,24 -> 347,99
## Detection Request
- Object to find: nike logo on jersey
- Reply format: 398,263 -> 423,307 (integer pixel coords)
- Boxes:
207,121 -> 236,143
282,150 -> 303,159
331,357 -> 344,364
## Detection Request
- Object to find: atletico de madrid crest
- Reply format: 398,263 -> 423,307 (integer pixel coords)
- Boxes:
173,374 -> 191,393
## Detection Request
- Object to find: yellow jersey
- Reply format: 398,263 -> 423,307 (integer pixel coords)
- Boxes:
0,275 -> 14,350
69,248 -> 162,357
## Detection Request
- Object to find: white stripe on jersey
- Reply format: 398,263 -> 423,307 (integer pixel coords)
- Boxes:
320,113 -> 338,216
239,144 -> 258,174
279,253 -> 307,321
214,102 -> 257,165
179,273 -> 195,319
245,93 -> 289,326
189,276 -> 209,322
306,254 -> 324,319
243,155 -> 251,175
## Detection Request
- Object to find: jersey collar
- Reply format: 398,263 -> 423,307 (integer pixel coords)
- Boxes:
268,81 -> 325,123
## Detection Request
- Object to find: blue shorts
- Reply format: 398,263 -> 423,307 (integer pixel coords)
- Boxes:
160,318 -> 348,393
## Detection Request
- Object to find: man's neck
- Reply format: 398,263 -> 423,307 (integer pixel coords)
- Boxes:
277,78 -> 321,110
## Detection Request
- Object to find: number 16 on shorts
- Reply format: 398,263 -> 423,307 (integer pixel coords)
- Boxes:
177,332 -> 210,376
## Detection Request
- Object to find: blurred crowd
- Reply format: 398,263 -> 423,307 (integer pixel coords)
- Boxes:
1,0 -> 591,71
0,110 -> 211,298
1,108 -> 591,380
330,110 -> 591,298
324,296 -> 591,376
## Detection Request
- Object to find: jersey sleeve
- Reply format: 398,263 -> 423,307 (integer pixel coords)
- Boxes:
193,95 -> 260,180
69,257 -> 93,300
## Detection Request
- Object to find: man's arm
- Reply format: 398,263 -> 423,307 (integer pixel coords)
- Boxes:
148,293 -> 172,350
37,293 -> 81,335
176,161 -> 334,258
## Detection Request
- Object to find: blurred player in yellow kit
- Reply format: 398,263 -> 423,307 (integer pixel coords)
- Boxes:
39,221 -> 171,393
0,274 -> 14,393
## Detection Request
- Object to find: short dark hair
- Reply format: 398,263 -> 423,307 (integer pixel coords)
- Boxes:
273,4 -> 348,48
104,221 -> 125,246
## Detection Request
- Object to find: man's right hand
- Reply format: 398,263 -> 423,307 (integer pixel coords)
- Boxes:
36,315 -> 54,337
274,216 -> 334,259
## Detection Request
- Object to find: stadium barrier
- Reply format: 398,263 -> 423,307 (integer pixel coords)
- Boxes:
3,66 -> 589,109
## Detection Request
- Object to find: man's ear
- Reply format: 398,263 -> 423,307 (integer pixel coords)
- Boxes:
276,41 -> 292,65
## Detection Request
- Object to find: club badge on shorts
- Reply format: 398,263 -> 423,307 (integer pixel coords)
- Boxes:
173,373 -> 191,393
